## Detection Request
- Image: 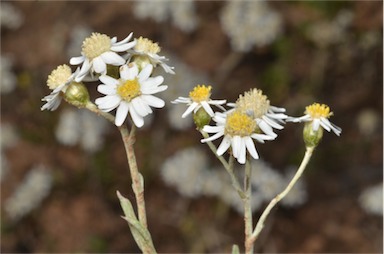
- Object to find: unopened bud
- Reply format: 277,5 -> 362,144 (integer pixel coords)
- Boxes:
131,55 -> 151,72
64,82 -> 90,108
193,107 -> 211,130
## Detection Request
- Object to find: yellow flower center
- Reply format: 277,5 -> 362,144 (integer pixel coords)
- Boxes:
225,111 -> 256,137
134,37 -> 161,54
236,88 -> 270,118
117,78 -> 141,102
82,33 -> 111,60
189,85 -> 212,102
305,103 -> 333,119
47,64 -> 72,90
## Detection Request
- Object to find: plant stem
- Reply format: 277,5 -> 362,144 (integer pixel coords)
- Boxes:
119,124 -> 148,228
243,159 -> 254,254
249,146 -> 315,245
200,130 -> 244,197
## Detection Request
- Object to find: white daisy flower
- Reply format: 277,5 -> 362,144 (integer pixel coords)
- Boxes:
172,84 -> 226,118
70,32 -> 136,82
41,65 -> 80,111
287,103 -> 342,136
229,88 -> 288,139
201,110 -> 275,164
95,63 -> 167,127
127,36 -> 175,74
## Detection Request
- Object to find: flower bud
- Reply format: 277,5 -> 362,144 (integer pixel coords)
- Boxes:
193,107 -> 211,130
303,122 -> 323,147
64,82 -> 90,108
131,55 -> 151,72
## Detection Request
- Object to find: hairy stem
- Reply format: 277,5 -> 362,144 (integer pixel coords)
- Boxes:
243,159 -> 254,254
249,146 -> 315,244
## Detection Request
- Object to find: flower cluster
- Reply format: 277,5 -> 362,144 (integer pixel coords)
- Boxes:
174,86 -> 341,164
41,32 -> 174,128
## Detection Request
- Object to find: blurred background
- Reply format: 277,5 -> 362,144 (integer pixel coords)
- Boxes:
1,1 -> 382,253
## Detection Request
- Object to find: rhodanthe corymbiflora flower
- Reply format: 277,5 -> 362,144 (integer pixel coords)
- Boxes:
288,103 -> 341,147
201,110 -> 274,164
232,88 -> 288,138
172,84 -> 226,118
41,64 -> 81,111
288,103 -> 342,135
127,36 -> 175,74
70,32 -> 136,81
95,63 -> 167,127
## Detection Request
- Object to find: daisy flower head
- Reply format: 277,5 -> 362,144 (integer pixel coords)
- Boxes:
288,103 -> 341,147
41,64 -> 87,111
172,84 -> 226,118
201,110 -> 275,164
95,63 -> 167,127
233,88 -> 288,138
127,36 -> 175,74
70,32 -> 136,82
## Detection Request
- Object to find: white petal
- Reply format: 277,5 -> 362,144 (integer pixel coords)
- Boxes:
262,115 -> 284,130
270,106 -> 286,112
181,103 -> 198,118
237,138 -> 246,164
141,94 -> 165,108
70,55 -> 85,65
231,136 -> 242,159
266,113 -> 288,120
97,84 -> 116,95
93,57 -> 107,74
101,52 -> 125,65
111,43 -> 134,52
139,64 -> 153,81
312,119 -> 320,131
76,59 -> 91,82
114,32 -> 133,45
115,101 -> 130,126
251,133 -> 275,143
172,97 -> 190,104
202,125 -> 224,133
99,75 -> 119,87
201,130 -> 225,143
129,105 -> 144,128
126,64 -> 139,80
201,101 -> 214,116
245,137 -> 259,160
257,119 -> 277,138
217,135 -> 231,156
131,98 -> 150,117
141,76 -> 164,89
95,95 -> 121,111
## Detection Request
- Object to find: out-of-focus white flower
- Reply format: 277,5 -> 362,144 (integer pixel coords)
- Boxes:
1,122 -> 19,148
0,55 -> 17,94
95,63 -> 167,127
132,0 -> 198,33
160,146 -> 208,198
356,109 -> 380,138
0,2 -> 23,29
70,32 -> 136,81
280,167 -> 307,207
220,0 -> 282,52
55,109 -> 79,146
4,165 -> 53,222
307,9 -> 354,48
288,103 -> 341,136
202,111 -> 274,164
172,84 -> 226,118
55,108 -> 109,153
66,25 -> 93,59
127,37 -> 175,74
359,182 -> 383,216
